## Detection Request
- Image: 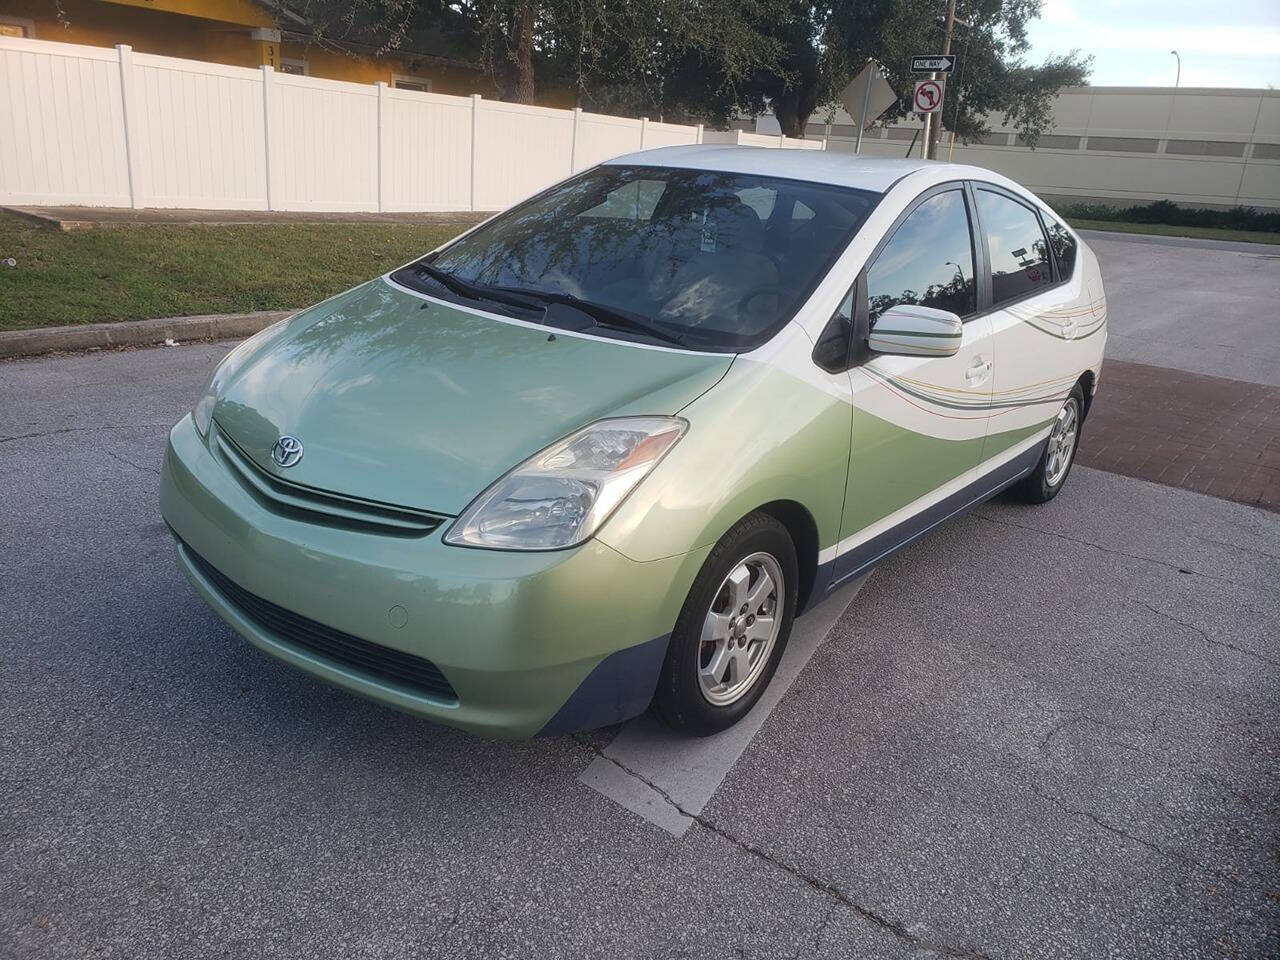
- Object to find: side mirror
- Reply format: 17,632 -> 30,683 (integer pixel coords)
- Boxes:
868,304 -> 963,358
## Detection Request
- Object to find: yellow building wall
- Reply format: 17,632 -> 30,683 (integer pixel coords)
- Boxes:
6,0 -> 484,94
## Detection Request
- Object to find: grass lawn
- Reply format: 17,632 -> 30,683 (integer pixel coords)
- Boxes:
0,212 -> 469,332
1066,218 -> 1280,245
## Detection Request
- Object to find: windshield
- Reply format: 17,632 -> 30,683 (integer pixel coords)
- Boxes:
392,165 -> 880,351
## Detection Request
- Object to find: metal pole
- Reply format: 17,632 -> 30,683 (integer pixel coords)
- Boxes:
921,74 -> 933,158
1171,50 -> 1180,89
928,0 -> 959,159
855,61 -> 874,153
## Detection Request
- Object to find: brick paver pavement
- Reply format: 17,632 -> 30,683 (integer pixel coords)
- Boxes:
1077,359 -> 1280,512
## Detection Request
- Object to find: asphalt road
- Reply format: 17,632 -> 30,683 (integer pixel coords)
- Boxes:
3,232 -> 1279,959
1079,230 -> 1280,386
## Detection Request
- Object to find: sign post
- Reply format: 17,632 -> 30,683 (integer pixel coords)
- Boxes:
837,61 -> 896,154
912,49 -> 955,160
913,78 -> 943,159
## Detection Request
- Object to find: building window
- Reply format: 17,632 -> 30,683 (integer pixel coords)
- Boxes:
279,58 -> 308,76
0,16 -> 35,37
393,74 -> 432,92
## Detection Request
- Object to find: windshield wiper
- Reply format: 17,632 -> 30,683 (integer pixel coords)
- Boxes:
410,262 -> 544,312
491,287 -> 686,346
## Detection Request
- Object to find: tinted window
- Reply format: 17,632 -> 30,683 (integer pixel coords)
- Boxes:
866,190 -> 976,323
401,165 -> 878,351
976,189 -> 1053,304
1044,214 -> 1077,278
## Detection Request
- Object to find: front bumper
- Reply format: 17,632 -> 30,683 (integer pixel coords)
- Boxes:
160,415 -> 707,738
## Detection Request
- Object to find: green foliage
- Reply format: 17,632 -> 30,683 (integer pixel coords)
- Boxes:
0,214 -> 467,332
283,1 -> 1088,140
757,0 -> 1092,143
1060,201 -> 1280,233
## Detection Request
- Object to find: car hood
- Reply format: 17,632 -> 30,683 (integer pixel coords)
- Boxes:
213,279 -> 732,515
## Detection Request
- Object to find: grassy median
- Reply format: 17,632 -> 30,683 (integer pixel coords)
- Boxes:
0,212 -> 469,332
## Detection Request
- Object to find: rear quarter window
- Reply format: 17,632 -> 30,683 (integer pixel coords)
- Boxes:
975,189 -> 1054,305
1044,215 -> 1078,280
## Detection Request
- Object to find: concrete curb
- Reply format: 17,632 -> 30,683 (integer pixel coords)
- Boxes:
0,311 -> 292,359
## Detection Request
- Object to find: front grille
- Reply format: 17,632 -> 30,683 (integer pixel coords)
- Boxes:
184,543 -> 458,703
213,426 -> 446,538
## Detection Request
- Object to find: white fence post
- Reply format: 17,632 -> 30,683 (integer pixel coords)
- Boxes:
376,82 -> 390,212
470,94 -> 481,212
116,44 -> 142,209
570,106 -> 582,173
696,123 -> 704,144
260,65 -> 279,211
639,116 -> 649,150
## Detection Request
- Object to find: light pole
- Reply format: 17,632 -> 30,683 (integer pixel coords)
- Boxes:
1170,50 -> 1181,89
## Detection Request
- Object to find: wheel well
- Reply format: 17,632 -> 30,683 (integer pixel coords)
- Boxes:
1078,370 -> 1096,419
756,500 -> 819,613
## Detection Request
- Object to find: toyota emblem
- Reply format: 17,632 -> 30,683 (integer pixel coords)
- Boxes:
271,435 -> 304,468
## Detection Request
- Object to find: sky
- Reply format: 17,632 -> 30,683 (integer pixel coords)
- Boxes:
1022,0 -> 1280,89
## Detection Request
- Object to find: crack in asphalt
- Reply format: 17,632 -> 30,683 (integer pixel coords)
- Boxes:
575,736 -> 995,960
797,902 -> 836,960
1130,598 -> 1279,668
968,512 -> 1227,581
0,424 -> 169,444
1038,713 -> 1152,752
1027,781 -> 1240,887
107,450 -> 161,476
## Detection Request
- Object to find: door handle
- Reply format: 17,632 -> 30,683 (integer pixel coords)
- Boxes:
965,357 -> 992,386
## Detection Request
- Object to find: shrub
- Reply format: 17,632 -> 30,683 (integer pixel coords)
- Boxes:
1059,200 -> 1280,233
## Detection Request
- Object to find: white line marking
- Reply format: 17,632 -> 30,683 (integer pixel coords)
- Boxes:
578,574 -> 870,836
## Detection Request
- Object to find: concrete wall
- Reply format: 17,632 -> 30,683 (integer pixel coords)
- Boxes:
756,86 -> 1280,210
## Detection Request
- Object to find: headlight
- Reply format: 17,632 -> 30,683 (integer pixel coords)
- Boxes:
192,320 -> 290,437
444,417 -> 687,550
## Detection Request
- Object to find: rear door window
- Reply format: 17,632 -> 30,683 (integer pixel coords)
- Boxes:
975,189 -> 1053,305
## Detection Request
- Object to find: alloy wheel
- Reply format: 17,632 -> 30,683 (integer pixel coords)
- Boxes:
697,552 -> 783,706
1045,397 -> 1080,488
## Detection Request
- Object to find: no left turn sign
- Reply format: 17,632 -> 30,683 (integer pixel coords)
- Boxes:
914,79 -> 943,113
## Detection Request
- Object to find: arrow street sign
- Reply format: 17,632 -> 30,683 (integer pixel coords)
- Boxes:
911,55 -> 957,74
914,79 -> 943,114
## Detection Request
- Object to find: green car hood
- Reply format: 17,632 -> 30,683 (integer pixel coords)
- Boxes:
213,279 -> 732,515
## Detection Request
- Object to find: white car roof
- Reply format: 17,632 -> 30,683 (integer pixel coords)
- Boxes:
603,144 -> 1034,202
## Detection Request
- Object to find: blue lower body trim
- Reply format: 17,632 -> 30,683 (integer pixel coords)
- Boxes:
802,440 -> 1046,609
537,633 -> 671,736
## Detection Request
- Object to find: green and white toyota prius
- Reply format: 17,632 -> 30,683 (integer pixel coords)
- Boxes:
161,146 -> 1105,738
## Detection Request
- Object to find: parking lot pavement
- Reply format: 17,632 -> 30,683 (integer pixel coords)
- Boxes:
1071,232 -> 1280,510
3,339 -> 1277,959
1079,230 -> 1280,387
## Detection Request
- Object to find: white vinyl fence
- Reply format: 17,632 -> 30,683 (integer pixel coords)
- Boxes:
0,36 -> 821,213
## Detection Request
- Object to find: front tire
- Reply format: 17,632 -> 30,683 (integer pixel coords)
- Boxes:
1018,383 -> 1085,504
654,512 -> 798,736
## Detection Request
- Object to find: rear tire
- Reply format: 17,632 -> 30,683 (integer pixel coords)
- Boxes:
654,512 -> 798,736
1017,383 -> 1085,504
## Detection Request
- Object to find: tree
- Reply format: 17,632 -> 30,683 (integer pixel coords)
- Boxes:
292,0 -> 795,120
749,0 -> 1091,147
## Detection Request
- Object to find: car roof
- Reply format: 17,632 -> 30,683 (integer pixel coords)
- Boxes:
603,144 -> 937,194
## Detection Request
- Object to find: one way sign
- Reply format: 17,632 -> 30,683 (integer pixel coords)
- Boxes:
911,55 -> 957,74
